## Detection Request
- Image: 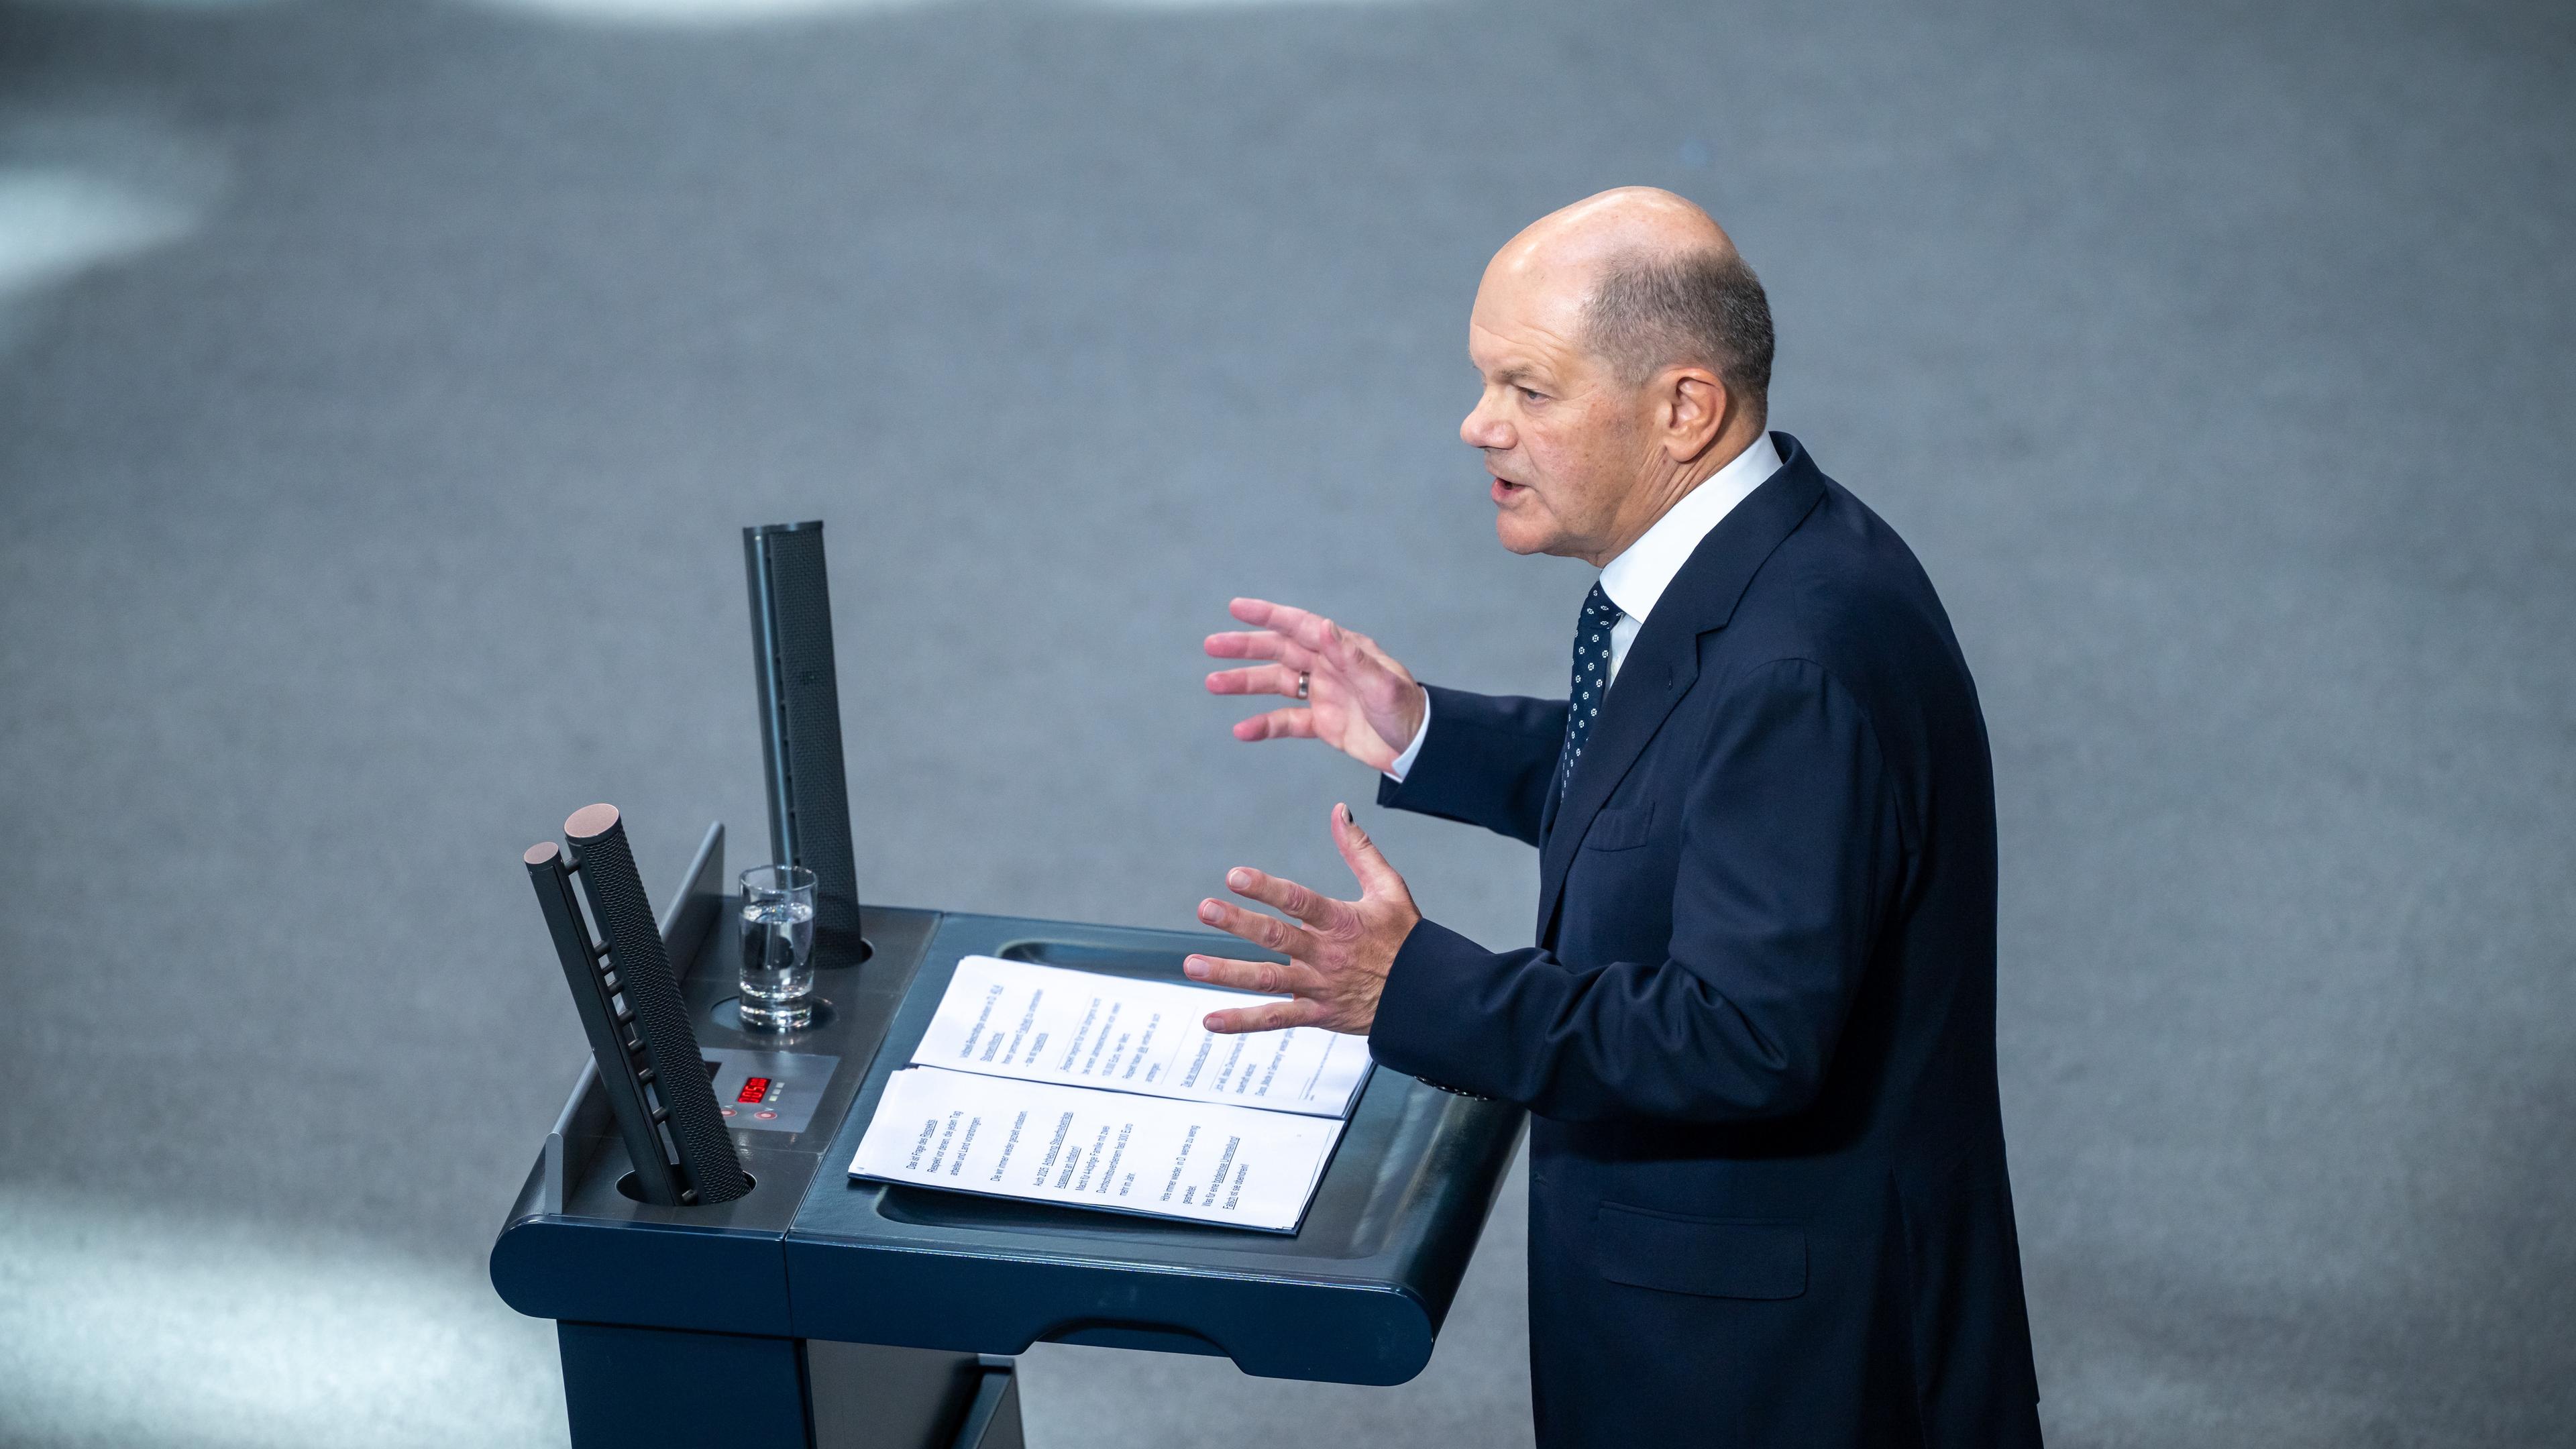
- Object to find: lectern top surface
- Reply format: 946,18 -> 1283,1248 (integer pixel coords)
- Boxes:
780,914 -> 1523,1382
495,883 -> 1522,1385
792,914 -> 1512,1275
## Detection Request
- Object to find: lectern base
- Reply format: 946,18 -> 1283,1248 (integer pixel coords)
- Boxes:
559,1323 -> 1021,1449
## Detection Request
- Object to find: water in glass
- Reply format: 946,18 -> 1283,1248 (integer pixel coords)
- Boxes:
737,896 -> 815,1029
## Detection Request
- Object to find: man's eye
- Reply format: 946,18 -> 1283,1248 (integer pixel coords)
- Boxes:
1518,387 -> 1546,403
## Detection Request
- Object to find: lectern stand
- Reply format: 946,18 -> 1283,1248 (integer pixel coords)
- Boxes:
491,822 -> 1526,1449
496,519 -> 1525,1448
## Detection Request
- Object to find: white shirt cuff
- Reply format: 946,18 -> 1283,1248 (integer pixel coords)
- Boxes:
1383,688 -> 1431,784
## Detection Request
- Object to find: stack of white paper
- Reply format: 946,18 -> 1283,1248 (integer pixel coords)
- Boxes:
849,955 -> 1374,1232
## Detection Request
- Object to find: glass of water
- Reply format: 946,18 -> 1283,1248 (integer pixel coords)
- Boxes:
737,864 -> 816,1030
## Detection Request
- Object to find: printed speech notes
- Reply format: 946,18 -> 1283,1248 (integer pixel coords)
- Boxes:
849,955 -> 1375,1232
849,1068 -> 1344,1232
909,955 -> 1373,1118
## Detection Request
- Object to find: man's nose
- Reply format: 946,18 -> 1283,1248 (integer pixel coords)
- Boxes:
1460,394 -> 1510,451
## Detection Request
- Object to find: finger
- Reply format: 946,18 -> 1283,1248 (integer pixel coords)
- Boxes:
1203,630 -> 1318,667
1223,865 -> 1340,930
1197,896 -> 1322,959
1230,707 -> 1316,743
1203,997 -> 1332,1035
1259,606 -> 1361,674
1205,663 -> 1309,698
1228,598 -> 1320,633
1279,608 -> 1341,658
1331,802 -> 1406,898
1182,953 -> 1324,997
1309,621 -> 1398,710
1225,605 -> 1383,696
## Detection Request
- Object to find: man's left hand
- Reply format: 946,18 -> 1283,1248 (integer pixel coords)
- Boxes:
1186,803 -> 1421,1036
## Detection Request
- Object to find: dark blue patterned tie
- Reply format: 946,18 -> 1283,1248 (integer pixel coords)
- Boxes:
1561,582 -> 1622,797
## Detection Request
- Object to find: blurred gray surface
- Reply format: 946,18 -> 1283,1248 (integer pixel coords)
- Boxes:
0,0 -> 2569,1444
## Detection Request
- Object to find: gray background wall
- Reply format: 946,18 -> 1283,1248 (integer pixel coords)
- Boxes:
1,0 -> 2569,1445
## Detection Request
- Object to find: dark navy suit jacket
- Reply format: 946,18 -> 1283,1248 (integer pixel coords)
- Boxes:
1371,435 -> 2043,1448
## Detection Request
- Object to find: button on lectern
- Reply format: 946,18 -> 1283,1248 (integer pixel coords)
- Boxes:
492,523 -> 1526,1449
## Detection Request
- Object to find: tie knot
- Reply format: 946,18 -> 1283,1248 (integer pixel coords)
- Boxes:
1585,582 -> 1621,625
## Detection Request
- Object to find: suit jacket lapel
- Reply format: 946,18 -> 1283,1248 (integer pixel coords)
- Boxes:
1534,435 -> 1830,942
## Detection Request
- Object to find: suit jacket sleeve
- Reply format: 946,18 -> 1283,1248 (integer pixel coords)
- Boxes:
1371,659 -> 1904,1122
1375,684 -> 1569,849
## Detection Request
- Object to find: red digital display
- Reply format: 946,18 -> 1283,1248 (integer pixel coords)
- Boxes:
736,1077 -> 772,1104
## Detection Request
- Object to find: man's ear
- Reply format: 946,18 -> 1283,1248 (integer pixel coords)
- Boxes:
1661,367 -> 1731,463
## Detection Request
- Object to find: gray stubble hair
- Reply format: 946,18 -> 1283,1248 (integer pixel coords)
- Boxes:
1580,248 -> 1776,413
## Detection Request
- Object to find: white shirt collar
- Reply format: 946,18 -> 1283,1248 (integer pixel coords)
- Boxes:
1597,430 -> 1784,627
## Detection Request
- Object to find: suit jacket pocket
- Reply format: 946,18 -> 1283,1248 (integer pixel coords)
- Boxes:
1580,802 -> 1655,852
1597,1203 -> 1807,1300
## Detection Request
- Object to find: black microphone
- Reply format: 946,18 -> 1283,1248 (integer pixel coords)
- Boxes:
526,804 -> 751,1208
744,521 -> 868,967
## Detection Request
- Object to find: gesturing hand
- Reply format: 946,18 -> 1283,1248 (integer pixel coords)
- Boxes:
1186,804 -> 1422,1036
1205,598 -> 1427,773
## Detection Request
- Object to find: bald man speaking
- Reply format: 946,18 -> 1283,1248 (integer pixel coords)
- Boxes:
1187,189 -> 2043,1448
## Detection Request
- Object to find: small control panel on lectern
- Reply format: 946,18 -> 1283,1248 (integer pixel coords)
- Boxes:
700,1049 -> 839,1132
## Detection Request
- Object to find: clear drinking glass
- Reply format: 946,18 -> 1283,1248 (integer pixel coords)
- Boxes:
737,864 -> 816,1030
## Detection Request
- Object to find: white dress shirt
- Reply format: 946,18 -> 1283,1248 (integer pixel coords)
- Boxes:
1385,431 -> 1784,784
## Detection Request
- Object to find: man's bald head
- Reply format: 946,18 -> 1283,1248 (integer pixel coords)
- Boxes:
1495,187 -> 1774,414
1462,189 -> 1777,564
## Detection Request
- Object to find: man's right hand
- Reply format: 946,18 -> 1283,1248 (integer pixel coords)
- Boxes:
1205,598 -> 1426,773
